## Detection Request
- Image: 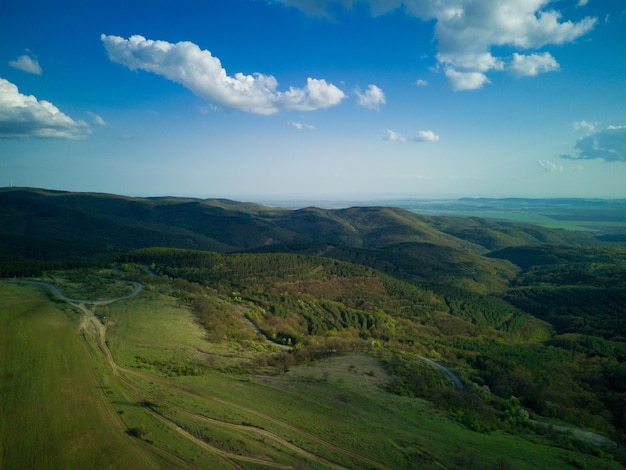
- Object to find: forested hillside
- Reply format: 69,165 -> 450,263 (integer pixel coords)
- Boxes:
119,241 -> 626,443
0,188 -> 600,272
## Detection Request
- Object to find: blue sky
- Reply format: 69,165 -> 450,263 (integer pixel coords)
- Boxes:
1,0 -> 625,200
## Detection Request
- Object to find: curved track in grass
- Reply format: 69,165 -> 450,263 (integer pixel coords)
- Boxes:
2,279 -> 143,305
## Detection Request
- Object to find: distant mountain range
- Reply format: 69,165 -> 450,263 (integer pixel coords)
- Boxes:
0,187 -> 605,265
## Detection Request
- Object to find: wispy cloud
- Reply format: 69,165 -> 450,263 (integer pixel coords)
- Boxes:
509,52 -> 559,77
573,120 -> 598,132
415,130 -> 440,143
561,125 -> 626,162
0,78 -> 90,139
289,121 -> 315,130
414,79 -> 428,87
355,84 -> 385,110
9,53 -> 42,75
538,159 -> 563,172
87,112 -> 107,126
277,0 -> 596,91
382,129 -> 439,143
101,34 -> 346,115
197,104 -> 219,115
381,129 -> 407,143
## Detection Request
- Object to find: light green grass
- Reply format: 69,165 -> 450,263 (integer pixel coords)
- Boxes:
420,209 -> 602,231
174,355 -> 621,470
0,283 -> 154,469
417,208 -> 626,233
104,293 -> 266,375
41,269 -> 137,300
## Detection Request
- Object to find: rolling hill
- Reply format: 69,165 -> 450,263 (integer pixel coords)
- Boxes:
0,187 -> 600,265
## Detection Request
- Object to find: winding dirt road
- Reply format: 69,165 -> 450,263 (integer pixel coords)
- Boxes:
419,356 -> 464,390
3,279 -> 143,305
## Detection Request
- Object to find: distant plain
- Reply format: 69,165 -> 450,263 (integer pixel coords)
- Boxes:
260,198 -> 626,233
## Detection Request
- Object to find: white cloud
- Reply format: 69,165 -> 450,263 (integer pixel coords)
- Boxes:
381,129 -> 407,143
444,68 -> 489,91
101,34 -> 346,115
277,0 -> 597,91
577,0 -> 588,6
573,120 -> 598,132
561,125 -> 626,162
197,104 -> 219,115
439,51 -> 504,74
355,84 -> 386,110
381,129 -> 439,143
538,159 -> 563,172
9,54 -> 42,75
289,121 -> 315,130
430,1 -> 595,87
509,52 -> 559,77
415,79 -> 428,87
87,112 -> 107,126
415,130 -> 440,142
0,78 -> 91,139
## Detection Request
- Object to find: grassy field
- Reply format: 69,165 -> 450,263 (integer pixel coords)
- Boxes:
414,209 -> 617,232
41,269 -> 140,300
0,283 -> 155,469
2,278 -> 623,469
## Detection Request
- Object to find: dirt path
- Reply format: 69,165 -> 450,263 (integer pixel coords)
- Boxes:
1,279 -> 159,469
204,392 -> 394,470
121,364 -> 380,469
3,279 -> 143,305
5,279 -> 142,373
144,406 -> 295,469
419,356 -> 464,390
121,365 -> 392,470
118,360 -> 393,469
166,403 -> 350,470
232,304 -> 292,350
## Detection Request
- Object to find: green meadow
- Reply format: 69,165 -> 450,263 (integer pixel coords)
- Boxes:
411,209 -> 626,232
0,283 -> 154,469
2,275 -> 620,469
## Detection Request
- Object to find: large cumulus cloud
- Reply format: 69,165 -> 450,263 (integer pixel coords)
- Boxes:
0,78 -> 90,139
275,0 -> 596,90
101,34 -> 346,115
